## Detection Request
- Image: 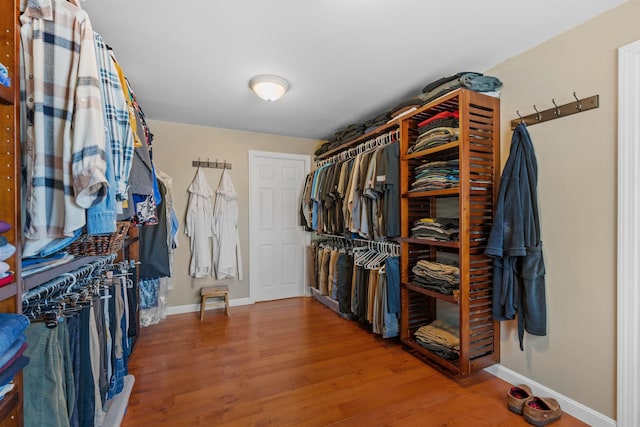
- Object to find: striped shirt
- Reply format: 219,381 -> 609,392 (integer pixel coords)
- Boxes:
94,33 -> 134,205
21,0 -> 108,239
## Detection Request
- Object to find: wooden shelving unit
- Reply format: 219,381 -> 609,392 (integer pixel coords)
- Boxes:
0,0 -> 24,424
399,88 -> 501,376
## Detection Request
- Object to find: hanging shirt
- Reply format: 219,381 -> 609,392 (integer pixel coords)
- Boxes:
185,168 -> 214,278
20,0 -> 108,238
212,169 -> 243,280
93,34 -> 134,206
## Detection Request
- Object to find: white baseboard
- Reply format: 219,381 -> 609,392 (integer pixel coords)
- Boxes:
166,297 -> 252,316
484,364 -> 615,427
102,375 -> 135,427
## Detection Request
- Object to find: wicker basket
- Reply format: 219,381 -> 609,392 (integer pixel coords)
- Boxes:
67,221 -> 131,257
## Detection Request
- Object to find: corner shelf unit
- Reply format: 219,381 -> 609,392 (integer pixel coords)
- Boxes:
399,88 -> 501,375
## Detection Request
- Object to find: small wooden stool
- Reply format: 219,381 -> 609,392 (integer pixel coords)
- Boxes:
200,285 -> 230,321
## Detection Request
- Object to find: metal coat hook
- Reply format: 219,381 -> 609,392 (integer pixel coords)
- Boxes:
533,105 -> 542,121
516,110 -> 524,123
573,92 -> 582,111
551,99 -> 561,117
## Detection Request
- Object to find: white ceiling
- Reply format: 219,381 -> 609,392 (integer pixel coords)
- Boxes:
82,0 -> 624,140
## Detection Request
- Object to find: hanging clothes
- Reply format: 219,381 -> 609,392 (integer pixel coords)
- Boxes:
185,168 -> 214,278
308,241 -> 399,338
20,0 -> 108,239
21,256 -> 136,427
212,169 -> 243,280
485,123 -> 546,351
301,142 -> 400,238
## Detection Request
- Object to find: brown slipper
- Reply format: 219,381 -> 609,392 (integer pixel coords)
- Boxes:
507,384 -> 532,415
523,396 -> 562,426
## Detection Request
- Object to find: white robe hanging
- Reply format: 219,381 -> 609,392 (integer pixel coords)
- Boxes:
185,167 -> 214,278
212,169 -> 243,280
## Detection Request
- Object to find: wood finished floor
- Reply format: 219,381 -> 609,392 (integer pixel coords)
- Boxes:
122,297 -> 587,426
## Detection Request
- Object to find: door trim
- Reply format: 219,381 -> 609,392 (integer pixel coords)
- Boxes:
248,150 -> 311,304
617,39 -> 640,427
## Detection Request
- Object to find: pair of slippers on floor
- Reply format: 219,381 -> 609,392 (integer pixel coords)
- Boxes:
508,384 -> 562,426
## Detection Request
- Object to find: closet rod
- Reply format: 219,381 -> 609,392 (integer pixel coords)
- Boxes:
510,93 -> 599,130
192,159 -> 232,170
316,129 -> 399,167
316,234 -> 400,256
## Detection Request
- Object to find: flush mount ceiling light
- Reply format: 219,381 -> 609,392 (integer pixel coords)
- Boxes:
249,75 -> 290,101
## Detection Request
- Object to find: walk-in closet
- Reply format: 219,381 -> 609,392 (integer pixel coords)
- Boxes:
0,0 -> 634,426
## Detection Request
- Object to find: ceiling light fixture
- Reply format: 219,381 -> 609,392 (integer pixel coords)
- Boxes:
249,75 -> 290,102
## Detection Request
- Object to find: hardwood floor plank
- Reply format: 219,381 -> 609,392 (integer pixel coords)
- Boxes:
122,297 -> 587,426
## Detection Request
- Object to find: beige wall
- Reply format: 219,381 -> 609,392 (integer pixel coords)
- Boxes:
486,2 -> 640,419
148,120 -> 318,305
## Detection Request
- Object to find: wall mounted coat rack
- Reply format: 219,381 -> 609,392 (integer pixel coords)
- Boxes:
511,93 -> 599,130
192,159 -> 232,169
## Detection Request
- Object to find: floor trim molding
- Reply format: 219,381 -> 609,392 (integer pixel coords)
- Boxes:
167,298 -> 252,316
485,364 -> 615,427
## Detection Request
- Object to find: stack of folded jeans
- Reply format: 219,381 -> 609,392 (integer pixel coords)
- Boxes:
411,218 -> 459,241
414,319 -> 460,360
22,252 -> 75,277
418,72 -> 503,104
410,159 -> 459,192
0,313 -> 30,399
411,259 -> 459,295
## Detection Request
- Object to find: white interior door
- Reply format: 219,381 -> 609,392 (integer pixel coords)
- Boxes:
249,151 -> 310,302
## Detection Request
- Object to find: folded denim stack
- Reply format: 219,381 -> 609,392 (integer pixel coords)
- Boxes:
0,220 -> 15,287
410,159 -> 459,192
22,251 -> 75,278
412,259 -> 459,295
418,71 -> 503,105
0,313 -> 30,399
414,319 -> 460,360
410,217 -> 459,241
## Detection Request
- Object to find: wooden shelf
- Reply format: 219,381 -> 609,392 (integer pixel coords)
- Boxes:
404,187 -> 460,198
402,237 -> 459,249
400,337 -> 461,374
0,388 -> 18,422
22,256 -> 102,292
0,85 -> 13,105
405,141 -> 460,160
403,281 -> 459,304
0,282 -> 18,302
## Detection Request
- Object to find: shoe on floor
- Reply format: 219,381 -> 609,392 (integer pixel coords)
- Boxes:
507,384 -> 532,415
523,396 -> 562,426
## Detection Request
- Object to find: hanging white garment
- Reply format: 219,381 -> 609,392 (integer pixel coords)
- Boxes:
212,169 -> 243,280
185,167 -> 214,278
